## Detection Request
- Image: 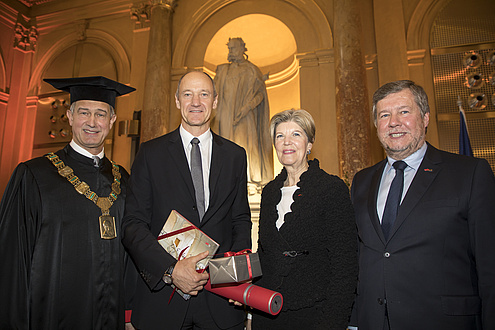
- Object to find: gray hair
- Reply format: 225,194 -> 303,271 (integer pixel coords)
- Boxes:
372,80 -> 429,125
69,101 -> 115,117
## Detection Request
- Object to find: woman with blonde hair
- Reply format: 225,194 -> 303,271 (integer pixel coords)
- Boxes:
253,109 -> 357,329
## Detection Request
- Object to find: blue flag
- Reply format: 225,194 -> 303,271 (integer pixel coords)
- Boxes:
459,108 -> 473,156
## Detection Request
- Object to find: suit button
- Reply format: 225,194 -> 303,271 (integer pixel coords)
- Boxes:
384,252 -> 390,258
192,206 -> 197,211
377,298 -> 386,305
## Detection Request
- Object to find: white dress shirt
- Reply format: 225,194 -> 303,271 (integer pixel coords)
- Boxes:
179,125 -> 212,211
376,143 -> 427,222
70,140 -> 104,160
350,143 -> 428,330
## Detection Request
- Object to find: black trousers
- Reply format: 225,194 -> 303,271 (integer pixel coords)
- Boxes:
181,293 -> 244,330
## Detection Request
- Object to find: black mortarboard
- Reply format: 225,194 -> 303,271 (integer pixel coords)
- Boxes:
43,76 -> 136,108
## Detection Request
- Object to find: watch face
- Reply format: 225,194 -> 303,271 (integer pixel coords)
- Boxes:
163,275 -> 172,284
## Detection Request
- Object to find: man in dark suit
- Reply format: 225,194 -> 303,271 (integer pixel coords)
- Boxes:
349,80 -> 495,330
122,71 -> 251,329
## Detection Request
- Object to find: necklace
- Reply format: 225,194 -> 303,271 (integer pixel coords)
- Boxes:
46,152 -> 121,240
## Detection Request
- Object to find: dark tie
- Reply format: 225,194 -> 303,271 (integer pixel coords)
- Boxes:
92,156 -> 100,168
190,138 -> 205,220
381,160 -> 408,240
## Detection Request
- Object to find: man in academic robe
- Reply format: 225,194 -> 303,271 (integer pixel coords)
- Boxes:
0,76 -> 135,329
122,71 -> 251,329
349,80 -> 495,330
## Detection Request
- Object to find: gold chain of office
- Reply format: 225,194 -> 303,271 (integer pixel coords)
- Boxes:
45,152 -> 121,215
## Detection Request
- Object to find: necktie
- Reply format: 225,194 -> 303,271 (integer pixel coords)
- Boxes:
190,138 -> 205,220
381,160 -> 408,240
92,156 -> 100,168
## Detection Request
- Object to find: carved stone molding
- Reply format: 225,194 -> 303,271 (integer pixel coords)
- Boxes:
151,0 -> 178,11
75,20 -> 89,41
130,2 -> 151,28
365,54 -> 377,71
14,21 -> 38,52
17,0 -> 55,7
296,49 -> 334,67
407,49 -> 426,67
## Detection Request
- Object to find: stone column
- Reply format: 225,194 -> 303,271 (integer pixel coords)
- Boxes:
141,0 -> 177,142
297,49 -> 340,176
373,0 -> 409,84
334,0 -> 372,184
0,17 -> 38,193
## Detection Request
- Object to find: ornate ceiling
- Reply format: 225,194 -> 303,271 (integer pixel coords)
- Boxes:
16,0 -> 55,7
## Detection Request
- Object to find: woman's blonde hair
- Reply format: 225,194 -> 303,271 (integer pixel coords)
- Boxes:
269,109 -> 315,144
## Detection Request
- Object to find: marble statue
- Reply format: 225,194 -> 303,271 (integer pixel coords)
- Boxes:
213,38 -> 273,194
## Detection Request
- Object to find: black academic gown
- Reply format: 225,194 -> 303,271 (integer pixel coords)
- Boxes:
0,145 -> 129,330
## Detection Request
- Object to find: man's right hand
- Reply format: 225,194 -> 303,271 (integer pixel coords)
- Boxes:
171,251 -> 210,295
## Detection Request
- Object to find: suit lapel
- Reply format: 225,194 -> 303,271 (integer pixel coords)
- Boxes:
389,144 -> 441,240
202,132 -> 224,225
369,160 -> 388,244
167,129 -> 197,210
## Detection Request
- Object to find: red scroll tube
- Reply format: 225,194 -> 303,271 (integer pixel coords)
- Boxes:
205,280 -> 283,315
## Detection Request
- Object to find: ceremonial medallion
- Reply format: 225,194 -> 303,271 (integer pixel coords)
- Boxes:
96,197 -> 112,211
99,215 -> 117,239
46,153 -> 121,241
58,166 -> 73,177
75,182 -> 90,194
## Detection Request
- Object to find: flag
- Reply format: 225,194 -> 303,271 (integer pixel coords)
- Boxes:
458,97 -> 473,157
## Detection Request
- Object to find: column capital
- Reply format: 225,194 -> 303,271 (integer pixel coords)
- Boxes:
130,2 -> 151,28
151,0 -> 178,11
14,18 -> 38,53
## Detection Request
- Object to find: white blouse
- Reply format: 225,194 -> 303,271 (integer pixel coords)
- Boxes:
275,185 -> 299,230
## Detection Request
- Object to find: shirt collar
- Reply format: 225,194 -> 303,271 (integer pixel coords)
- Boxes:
386,142 -> 427,172
179,125 -> 212,148
70,140 -> 105,160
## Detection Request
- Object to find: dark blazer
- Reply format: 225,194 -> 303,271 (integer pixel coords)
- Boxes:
122,128 -> 251,329
350,143 -> 495,330
254,159 -> 357,329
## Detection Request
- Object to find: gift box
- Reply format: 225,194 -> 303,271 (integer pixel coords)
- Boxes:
209,251 -> 262,285
158,210 -> 219,271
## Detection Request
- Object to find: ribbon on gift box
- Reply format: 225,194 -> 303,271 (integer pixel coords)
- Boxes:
217,249 -> 254,280
158,225 -> 197,304
157,225 -> 195,240
222,249 -> 252,257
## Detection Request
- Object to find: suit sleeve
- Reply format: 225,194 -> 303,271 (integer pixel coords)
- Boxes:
348,173 -> 361,327
122,144 -> 175,291
229,148 -> 252,252
469,159 -> 495,328
325,177 -> 358,329
0,164 -> 42,329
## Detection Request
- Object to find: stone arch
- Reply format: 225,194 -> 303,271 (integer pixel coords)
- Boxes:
0,53 -> 6,92
407,0 -> 451,50
29,29 -> 131,95
172,0 -> 332,69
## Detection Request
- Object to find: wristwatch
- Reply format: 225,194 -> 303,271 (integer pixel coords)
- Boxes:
163,263 -> 176,285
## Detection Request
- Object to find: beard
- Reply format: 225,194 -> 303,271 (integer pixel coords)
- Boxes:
228,54 -> 243,63
380,132 -> 425,160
